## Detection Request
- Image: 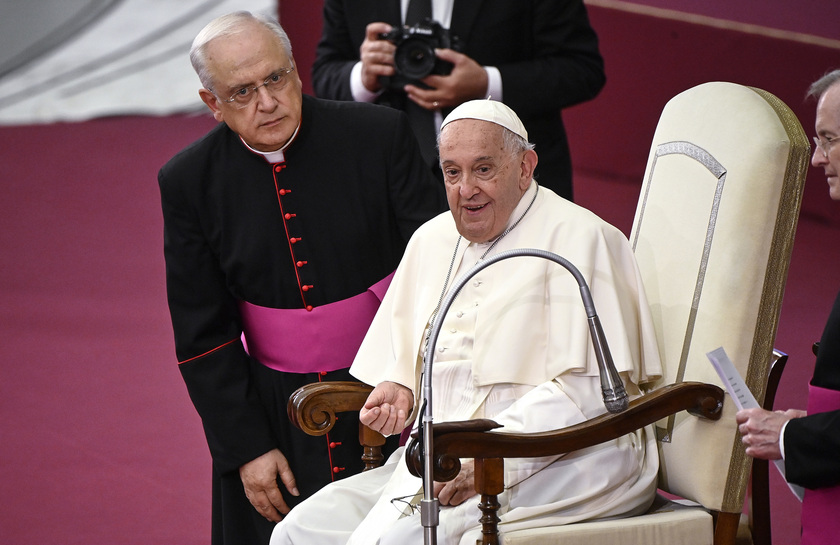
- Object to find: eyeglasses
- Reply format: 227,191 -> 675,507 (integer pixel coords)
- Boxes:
812,134 -> 840,158
390,493 -> 423,516
218,67 -> 295,108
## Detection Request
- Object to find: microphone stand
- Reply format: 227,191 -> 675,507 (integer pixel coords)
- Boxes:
418,248 -> 629,545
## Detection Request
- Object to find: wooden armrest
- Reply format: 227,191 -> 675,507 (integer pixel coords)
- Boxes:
405,419 -> 504,480
409,419 -> 503,440
287,381 -> 374,436
405,381 -> 723,480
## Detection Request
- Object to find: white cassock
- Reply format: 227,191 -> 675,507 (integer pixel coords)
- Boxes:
272,183 -> 663,545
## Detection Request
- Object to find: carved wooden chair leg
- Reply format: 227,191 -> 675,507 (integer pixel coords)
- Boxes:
360,424 -> 385,470
474,457 -> 504,545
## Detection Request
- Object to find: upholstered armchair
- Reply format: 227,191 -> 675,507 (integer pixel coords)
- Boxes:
289,82 -> 810,545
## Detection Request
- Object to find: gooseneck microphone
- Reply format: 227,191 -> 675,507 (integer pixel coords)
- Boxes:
417,248 -> 629,545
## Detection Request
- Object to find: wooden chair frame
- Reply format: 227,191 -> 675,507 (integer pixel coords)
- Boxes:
288,380 -> 726,544
287,350 -> 788,545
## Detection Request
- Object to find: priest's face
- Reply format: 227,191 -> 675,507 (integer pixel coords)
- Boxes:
198,21 -> 303,152
439,119 -> 536,243
812,82 -> 840,201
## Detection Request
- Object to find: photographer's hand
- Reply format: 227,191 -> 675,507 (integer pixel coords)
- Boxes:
405,49 -> 488,110
360,22 -> 397,93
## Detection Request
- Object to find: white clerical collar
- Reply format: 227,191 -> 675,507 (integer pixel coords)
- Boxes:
240,122 -> 301,163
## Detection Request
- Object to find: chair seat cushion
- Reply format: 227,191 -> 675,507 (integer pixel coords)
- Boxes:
501,498 -> 713,545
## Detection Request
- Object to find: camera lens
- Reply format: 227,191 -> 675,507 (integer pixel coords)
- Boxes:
394,37 -> 436,80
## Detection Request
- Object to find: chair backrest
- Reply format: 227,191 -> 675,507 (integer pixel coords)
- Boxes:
629,82 -> 809,515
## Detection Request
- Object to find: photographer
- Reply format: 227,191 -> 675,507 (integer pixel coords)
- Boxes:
312,0 -> 606,202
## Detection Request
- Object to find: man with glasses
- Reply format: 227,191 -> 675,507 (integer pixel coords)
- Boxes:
158,11 -> 443,545
737,69 -> 840,544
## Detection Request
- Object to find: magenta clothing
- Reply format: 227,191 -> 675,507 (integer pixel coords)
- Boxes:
240,273 -> 394,373
800,384 -> 840,545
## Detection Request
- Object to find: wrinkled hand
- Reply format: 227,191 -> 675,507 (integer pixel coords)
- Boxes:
433,460 -> 477,506
359,381 -> 413,436
360,22 -> 396,93
736,408 -> 806,460
404,49 -> 489,110
239,448 -> 299,522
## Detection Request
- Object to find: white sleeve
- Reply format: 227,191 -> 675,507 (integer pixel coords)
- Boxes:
350,61 -> 383,103
484,66 -> 502,102
779,419 -> 789,460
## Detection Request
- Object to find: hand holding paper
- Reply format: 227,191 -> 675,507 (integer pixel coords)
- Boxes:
707,347 -> 805,502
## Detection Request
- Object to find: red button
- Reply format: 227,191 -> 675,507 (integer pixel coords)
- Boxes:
330,442 -> 342,448
332,467 -> 345,474
290,237 -> 300,243
279,188 -> 291,195
296,261 -> 307,267
302,285 -> 313,292
285,213 -> 296,220
306,305 -> 313,312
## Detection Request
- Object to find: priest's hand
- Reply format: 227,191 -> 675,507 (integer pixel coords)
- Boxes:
736,408 -> 806,460
360,381 -> 413,436
434,460 -> 477,506
239,448 -> 299,522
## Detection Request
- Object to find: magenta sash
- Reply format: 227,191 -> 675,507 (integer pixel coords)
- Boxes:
800,384 -> 840,545
239,272 -> 394,373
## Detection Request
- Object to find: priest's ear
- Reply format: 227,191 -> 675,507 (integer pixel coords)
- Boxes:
199,88 -> 225,122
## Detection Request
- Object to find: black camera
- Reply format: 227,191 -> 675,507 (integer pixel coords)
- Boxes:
377,19 -> 460,89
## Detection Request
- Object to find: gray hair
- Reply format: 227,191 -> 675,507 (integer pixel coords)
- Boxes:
807,69 -> 840,102
501,126 -> 536,155
189,11 -> 293,90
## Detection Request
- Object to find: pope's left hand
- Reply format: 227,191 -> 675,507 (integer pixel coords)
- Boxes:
433,459 -> 477,506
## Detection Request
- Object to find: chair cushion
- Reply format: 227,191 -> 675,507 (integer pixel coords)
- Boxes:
501,499 -> 713,545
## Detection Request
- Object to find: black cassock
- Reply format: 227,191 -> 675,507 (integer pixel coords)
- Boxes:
159,95 -> 444,544
785,289 -> 840,489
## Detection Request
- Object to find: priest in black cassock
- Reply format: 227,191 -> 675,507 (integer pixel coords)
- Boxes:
158,11 -> 444,545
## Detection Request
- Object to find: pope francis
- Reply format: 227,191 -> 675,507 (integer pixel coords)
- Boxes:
271,100 -> 663,544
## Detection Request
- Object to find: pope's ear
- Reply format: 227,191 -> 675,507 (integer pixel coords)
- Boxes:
519,149 -> 538,186
199,89 -> 224,122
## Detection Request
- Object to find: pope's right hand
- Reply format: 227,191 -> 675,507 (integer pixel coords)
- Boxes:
359,381 -> 413,436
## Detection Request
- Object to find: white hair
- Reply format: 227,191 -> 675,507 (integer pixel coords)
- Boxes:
189,11 -> 293,90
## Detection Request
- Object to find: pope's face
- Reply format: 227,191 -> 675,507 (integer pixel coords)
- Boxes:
812,83 -> 840,201
198,22 -> 303,152
439,119 -> 536,243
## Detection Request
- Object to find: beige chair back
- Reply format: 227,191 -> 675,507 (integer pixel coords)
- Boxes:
629,82 -> 809,513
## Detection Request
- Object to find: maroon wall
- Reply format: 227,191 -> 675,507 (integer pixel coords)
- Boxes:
564,6 -> 840,226
278,2 -> 323,96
